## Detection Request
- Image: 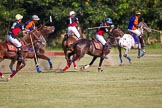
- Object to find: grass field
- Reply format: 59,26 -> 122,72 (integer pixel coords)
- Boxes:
0,48 -> 162,108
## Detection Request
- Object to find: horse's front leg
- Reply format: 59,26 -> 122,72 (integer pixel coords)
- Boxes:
0,58 -> 4,78
118,46 -> 123,65
137,38 -> 146,59
98,57 -> 104,72
7,61 -> 26,81
63,51 -> 74,72
9,59 -> 16,73
80,56 -> 97,70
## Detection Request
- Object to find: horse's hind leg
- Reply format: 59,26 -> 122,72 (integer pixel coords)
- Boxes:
124,48 -> 132,64
72,54 -> 78,69
80,56 -> 97,70
98,57 -> 104,72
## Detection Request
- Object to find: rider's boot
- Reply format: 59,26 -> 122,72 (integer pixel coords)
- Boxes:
101,43 -> 108,59
17,47 -> 23,62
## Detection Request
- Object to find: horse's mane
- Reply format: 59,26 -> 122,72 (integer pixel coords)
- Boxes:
111,27 -> 124,37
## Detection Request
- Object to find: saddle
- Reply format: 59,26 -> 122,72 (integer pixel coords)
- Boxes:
92,38 -> 103,50
6,40 -> 25,52
66,35 -> 79,46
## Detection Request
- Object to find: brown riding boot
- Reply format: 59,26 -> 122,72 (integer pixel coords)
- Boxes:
101,44 -> 108,59
17,47 -> 23,62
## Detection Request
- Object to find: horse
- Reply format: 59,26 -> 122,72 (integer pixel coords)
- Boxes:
0,29 -> 43,80
110,21 -> 151,65
62,33 -> 80,71
9,25 -> 55,73
62,36 -> 113,72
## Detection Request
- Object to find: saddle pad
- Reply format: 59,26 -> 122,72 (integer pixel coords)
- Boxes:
7,43 -> 17,51
92,40 -> 102,50
6,41 -> 25,51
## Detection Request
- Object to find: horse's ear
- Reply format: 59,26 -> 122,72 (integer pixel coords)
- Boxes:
114,24 -> 118,29
42,21 -> 46,26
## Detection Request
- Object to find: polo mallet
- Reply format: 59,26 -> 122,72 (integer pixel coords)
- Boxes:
29,33 -> 41,73
50,16 -> 52,23
87,26 -> 110,30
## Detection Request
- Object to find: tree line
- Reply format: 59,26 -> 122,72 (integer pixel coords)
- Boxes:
0,0 -> 162,46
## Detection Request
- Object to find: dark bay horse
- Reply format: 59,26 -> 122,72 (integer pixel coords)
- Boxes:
62,34 -> 79,71
9,25 -> 55,73
0,29 -> 43,80
62,37 -> 112,72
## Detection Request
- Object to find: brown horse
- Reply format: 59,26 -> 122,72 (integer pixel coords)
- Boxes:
62,36 -> 113,72
62,34 -> 80,71
0,29 -> 43,80
9,25 -> 55,73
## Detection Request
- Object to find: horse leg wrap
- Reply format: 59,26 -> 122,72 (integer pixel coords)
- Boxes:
10,71 -> 17,78
48,59 -> 53,68
138,49 -> 140,57
73,61 -> 77,69
63,65 -> 69,71
0,72 -> 4,78
126,56 -> 131,61
36,66 -> 42,73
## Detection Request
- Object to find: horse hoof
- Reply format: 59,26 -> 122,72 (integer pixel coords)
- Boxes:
1,75 -> 4,79
119,63 -> 124,66
36,67 -> 42,73
7,77 -> 11,81
129,60 -> 132,64
74,67 -> 77,69
98,68 -> 103,72
80,67 -> 84,71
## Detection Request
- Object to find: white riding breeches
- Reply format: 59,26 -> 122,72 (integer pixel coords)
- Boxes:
67,26 -> 80,38
95,34 -> 107,45
7,34 -> 22,48
128,29 -> 141,36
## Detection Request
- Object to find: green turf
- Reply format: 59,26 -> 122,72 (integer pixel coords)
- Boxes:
0,49 -> 162,108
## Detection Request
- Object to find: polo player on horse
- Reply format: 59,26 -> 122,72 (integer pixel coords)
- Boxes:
128,11 -> 142,45
66,11 -> 81,39
7,14 -> 26,62
95,17 -> 114,59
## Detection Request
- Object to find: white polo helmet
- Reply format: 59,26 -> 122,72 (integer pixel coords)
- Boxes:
69,11 -> 75,16
135,11 -> 141,15
32,15 -> 40,21
15,14 -> 23,20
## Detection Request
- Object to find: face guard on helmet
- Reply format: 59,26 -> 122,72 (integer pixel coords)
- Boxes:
105,18 -> 113,24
